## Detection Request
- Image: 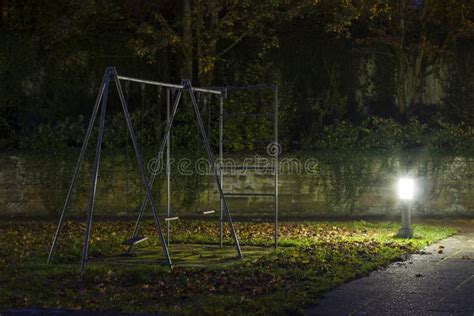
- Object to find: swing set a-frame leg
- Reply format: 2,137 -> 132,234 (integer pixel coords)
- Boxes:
47,70 -> 109,265
186,80 -> 243,259
80,68 -> 111,273
48,67 -> 173,270
111,67 -> 172,266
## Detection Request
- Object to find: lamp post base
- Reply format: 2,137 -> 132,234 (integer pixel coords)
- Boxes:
397,227 -> 414,238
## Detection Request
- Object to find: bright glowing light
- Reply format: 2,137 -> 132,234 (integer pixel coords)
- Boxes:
398,177 -> 415,200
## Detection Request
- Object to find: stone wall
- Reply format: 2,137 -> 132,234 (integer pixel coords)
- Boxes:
1,151 -> 473,218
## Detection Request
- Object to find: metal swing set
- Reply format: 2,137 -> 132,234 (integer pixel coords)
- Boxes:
47,66 -> 279,272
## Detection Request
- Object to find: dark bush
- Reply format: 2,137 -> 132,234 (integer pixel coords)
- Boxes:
313,117 -> 473,153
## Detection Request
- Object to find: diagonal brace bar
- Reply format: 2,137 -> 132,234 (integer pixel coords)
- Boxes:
186,80 -> 243,259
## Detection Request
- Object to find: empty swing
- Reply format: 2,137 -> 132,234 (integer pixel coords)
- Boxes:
122,85 -> 180,247
197,93 -> 216,216
121,83 -> 149,246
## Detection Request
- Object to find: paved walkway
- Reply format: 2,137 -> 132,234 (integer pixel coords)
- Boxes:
307,223 -> 474,315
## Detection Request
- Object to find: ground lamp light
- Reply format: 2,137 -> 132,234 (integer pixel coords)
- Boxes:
396,177 -> 415,238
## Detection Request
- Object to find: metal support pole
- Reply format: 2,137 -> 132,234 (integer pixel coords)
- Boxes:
274,86 -> 279,248
126,87 -> 183,254
219,96 -> 224,248
397,201 -> 413,238
47,72 -> 108,264
140,83 -> 145,143
112,68 -> 172,266
125,81 -> 130,212
166,88 -> 171,246
187,81 -> 242,258
80,70 -> 111,273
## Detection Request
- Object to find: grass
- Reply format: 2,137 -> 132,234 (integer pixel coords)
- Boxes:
0,220 -> 456,315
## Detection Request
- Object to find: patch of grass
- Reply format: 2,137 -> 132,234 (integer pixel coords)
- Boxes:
0,220 -> 456,315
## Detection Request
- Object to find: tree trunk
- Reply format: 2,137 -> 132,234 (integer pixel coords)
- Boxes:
196,4 -> 218,87
182,0 -> 193,80
395,65 -> 417,119
395,54 -> 426,119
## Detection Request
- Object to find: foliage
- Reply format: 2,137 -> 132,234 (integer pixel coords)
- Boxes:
0,220 -> 456,314
128,1 -> 280,86
430,121 -> 474,153
15,112 -> 474,154
2,1 -> 474,152
18,116 -> 87,152
444,43 -> 474,123
313,117 -> 473,153
326,0 -> 474,116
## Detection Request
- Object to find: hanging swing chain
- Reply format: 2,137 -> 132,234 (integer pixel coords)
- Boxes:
125,81 -> 130,212
206,96 -> 211,211
141,82 -> 146,146
195,91 -> 213,212
157,86 -> 162,140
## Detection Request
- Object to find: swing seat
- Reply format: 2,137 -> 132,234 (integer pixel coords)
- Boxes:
121,236 -> 148,246
164,216 -> 179,221
202,210 -> 215,215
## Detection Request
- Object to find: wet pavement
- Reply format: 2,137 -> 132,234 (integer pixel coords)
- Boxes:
307,223 -> 474,315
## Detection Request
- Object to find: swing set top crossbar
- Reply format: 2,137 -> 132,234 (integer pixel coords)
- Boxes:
117,75 -> 276,97
212,83 -> 277,92
117,75 -> 223,95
